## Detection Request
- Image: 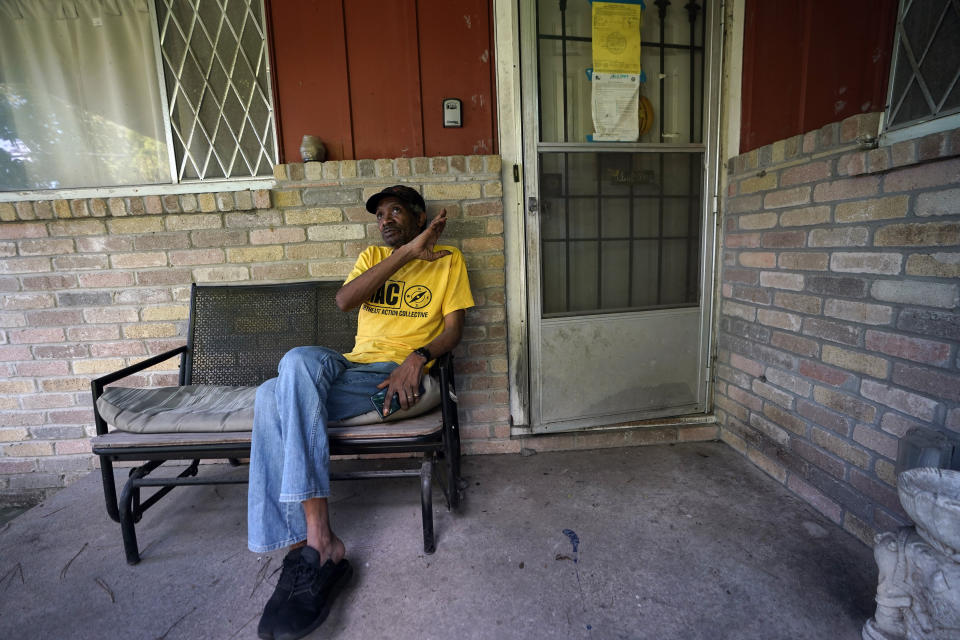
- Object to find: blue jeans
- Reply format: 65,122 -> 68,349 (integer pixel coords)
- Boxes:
247,346 -> 397,552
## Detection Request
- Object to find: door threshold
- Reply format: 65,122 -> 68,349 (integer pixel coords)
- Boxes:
511,413 -> 717,438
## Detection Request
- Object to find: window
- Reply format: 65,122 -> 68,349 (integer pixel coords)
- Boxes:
0,0 -> 275,192
882,0 -> 960,143
156,0 -> 275,181
538,151 -> 702,315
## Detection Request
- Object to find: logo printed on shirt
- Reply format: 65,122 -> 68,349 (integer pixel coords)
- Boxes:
404,285 -> 432,309
368,280 -> 404,308
367,280 -> 434,311
364,280 -> 434,318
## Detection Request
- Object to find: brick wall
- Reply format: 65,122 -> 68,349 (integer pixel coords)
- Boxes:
717,113 -> 960,544
0,155 -> 513,506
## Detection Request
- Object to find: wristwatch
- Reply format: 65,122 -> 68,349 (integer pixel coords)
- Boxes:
413,347 -> 432,363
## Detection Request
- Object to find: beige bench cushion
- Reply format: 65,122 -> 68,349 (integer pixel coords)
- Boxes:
91,409 -> 443,452
97,385 -> 256,433
96,375 -> 441,434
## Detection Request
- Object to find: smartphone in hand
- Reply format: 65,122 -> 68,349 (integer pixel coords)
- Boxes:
370,388 -> 401,419
370,382 -> 425,419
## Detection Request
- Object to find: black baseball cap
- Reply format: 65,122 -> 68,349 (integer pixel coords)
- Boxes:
365,185 -> 426,214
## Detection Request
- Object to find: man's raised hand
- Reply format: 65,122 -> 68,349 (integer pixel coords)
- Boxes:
408,209 -> 451,261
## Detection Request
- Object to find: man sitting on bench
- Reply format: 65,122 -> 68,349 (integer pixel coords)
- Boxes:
248,185 -> 474,640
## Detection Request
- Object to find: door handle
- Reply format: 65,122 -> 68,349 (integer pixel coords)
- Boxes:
527,196 -> 538,215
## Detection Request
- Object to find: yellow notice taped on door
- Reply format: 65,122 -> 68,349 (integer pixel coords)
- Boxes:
592,1 -> 643,74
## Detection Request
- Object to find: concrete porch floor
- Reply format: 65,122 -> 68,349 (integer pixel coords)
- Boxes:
0,441 -> 878,639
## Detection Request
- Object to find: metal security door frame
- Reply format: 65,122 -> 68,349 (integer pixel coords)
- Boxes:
519,0 -> 724,432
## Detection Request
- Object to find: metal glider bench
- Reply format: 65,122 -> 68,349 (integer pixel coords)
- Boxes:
90,281 -> 464,564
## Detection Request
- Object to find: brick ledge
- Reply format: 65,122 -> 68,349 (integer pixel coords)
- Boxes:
729,113 -> 960,179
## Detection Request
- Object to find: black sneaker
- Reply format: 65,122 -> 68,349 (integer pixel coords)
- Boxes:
272,546 -> 353,640
257,547 -> 304,640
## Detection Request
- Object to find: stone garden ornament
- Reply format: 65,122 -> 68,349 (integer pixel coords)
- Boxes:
863,467 -> 960,640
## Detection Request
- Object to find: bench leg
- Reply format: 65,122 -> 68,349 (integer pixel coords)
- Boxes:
420,460 -> 435,555
116,460 -> 203,565
119,474 -> 142,565
436,445 -> 463,512
451,448 -> 463,509
118,460 -> 168,565
446,455 -> 462,511
99,457 -> 121,523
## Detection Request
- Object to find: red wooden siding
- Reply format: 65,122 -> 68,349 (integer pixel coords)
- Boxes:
418,0 -> 497,156
268,0 -> 353,161
268,0 -> 496,161
344,0 -> 425,159
740,0 -> 897,153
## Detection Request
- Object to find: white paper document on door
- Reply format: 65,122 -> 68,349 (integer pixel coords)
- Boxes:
591,72 -> 640,141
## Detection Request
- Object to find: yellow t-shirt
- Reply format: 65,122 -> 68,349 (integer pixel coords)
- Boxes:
341,245 -> 475,365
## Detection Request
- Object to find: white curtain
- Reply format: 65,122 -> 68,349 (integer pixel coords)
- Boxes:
0,0 -> 169,190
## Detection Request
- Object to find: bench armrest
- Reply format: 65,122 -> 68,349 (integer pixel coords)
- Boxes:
435,351 -> 453,369
90,345 -> 189,436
